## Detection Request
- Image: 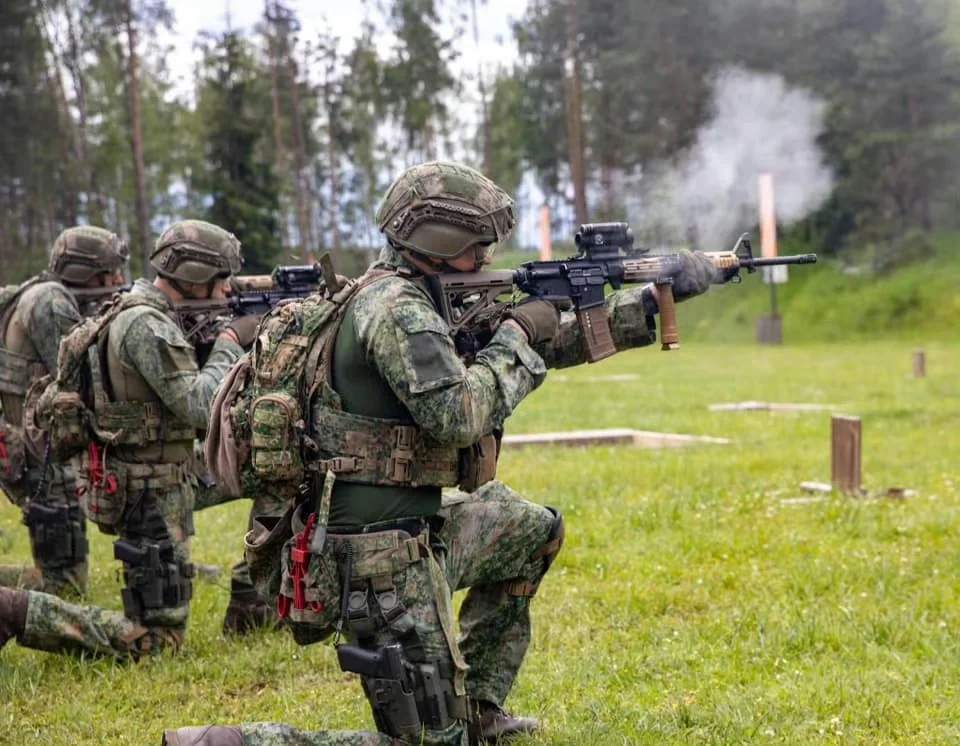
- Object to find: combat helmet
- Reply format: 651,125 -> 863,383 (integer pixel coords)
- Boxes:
376,161 -> 515,260
151,220 -> 243,284
49,226 -> 129,285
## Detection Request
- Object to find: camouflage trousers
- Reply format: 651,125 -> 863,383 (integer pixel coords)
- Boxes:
187,480 -> 559,746
0,459 -> 88,598
15,481 -> 193,660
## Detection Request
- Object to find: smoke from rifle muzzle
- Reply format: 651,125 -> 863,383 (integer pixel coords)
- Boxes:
636,66 -> 834,249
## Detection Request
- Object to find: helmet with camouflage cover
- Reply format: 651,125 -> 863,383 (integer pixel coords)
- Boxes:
376,161 -> 516,260
49,226 -> 129,285
151,219 -> 243,284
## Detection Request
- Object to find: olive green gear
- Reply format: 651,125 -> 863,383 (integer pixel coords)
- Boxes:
376,161 -> 516,260
49,226 -> 129,285
151,220 -> 243,284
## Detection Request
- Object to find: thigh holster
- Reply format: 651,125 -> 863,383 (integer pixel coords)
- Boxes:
24,502 -> 89,564
113,539 -> 195,621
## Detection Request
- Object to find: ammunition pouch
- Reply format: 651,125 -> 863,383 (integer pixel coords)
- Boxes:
113,539 -> 195,621
48,391 -> 89,458
311,408 -> 459,488
457,433 -> 499,493
24,502 -> 88,563
249,392 -> 304,481
337,642 -> 464,739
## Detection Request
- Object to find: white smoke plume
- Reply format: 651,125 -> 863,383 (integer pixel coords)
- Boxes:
633,66 -> 834,249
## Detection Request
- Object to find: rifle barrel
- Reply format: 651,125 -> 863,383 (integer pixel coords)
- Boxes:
745,254 -> 818,267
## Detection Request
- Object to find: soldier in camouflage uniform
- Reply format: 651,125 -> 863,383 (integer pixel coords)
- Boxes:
0,220 -> 261,660
0,227 -> 128,597
162,162 -> 724,746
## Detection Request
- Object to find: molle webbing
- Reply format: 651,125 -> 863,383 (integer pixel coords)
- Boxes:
85,293 -> 193,447
311,409 -> 459,488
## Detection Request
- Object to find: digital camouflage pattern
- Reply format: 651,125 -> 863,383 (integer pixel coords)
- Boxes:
0,278 -> 87,597
151,220 -> 243,284
49,226 -> 128,285
344,248 -> 545,448
13,279 -> 243,659
221,481 -> 555,746
376,161 -> 515,260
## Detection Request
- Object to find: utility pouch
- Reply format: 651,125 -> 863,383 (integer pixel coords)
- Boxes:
0,418 -> 26,495
457,433 -> 499,493
250,393 -> 303,481
24,503 -> 89,562
49,391 -> 90,459
244,504 -> 295,606
75,444 -> 128,532
276,506 -> 341,644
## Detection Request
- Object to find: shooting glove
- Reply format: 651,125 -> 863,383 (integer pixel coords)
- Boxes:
224,314 -> 263,348
672,250 -> 724,302
504,298 -> 561,346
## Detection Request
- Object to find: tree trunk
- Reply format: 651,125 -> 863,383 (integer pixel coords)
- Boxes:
471,0 -> 492,176
124,0 -> 151,275
65,3 -> 105,224
326,94 -> 341,264
265,0 -> 291,251
564,0 -> 588,225
285,44 -> 311,262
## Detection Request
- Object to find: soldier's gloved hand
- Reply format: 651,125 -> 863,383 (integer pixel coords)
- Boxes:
672,250 -> 723,302
220,314 -> 263,347
504,298 -> 560,346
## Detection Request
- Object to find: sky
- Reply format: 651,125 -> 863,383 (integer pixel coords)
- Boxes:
163,0 -> 542,247
165,0 -> 529,94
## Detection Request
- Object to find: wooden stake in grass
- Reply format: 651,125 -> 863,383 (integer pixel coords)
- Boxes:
831,415 -> 862,495
913,350 -> 926,378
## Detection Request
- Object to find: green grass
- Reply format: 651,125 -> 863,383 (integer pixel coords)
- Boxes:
3,340 -> 960,745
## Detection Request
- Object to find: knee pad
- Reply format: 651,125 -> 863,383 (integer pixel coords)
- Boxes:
506,506 -> 564,598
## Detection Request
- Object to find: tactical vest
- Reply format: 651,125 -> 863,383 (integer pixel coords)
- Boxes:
48,291 -> 195,529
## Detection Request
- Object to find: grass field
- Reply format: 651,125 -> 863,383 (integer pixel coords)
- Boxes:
3,339 -> 960,745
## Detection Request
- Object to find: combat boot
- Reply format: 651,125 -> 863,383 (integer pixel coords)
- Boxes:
221,579 -> 279,636
162,726 -> 243,746
468,700 -> 540,744
0,586 -> 28,649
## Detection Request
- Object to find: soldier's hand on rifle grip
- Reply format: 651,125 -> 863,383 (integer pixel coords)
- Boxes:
504,298 -> 561,346
220,314 -> 263,348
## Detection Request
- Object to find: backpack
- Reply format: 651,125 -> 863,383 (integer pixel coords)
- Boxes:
0,275 -> 49,502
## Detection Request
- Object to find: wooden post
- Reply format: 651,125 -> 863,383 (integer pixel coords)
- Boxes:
913,350 -> 926,378
831,415 -> 862,494
539,205 -> 552,260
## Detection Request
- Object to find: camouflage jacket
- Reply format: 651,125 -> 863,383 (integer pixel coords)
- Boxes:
105,279 -> 243,434
341,245 -> 667,444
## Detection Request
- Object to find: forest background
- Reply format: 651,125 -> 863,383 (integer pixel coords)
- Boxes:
2,0 -> 960,310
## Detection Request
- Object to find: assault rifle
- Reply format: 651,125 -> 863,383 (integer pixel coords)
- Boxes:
430,222 -> 817,362
72,285 -> 131,318
175,262 -> 328,354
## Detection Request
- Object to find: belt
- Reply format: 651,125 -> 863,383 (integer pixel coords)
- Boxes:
328,515 -> 438,537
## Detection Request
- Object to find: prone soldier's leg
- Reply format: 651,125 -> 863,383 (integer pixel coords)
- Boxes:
436,481 -> 563,708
